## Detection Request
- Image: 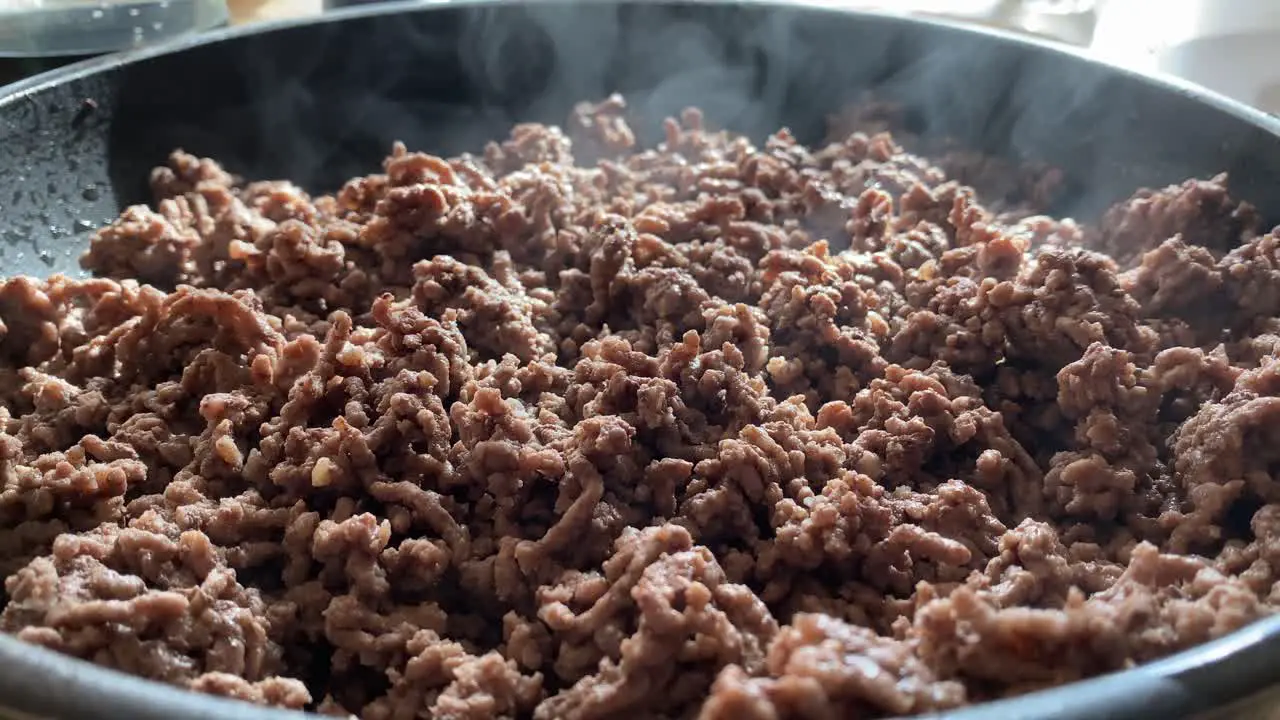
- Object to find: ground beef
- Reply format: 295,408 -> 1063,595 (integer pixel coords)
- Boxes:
1,93 -> 1276,718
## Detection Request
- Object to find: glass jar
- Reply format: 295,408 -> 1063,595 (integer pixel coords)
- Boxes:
0,0 -> 229,59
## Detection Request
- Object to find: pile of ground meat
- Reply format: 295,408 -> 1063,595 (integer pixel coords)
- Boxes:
1,94 -> 1278,719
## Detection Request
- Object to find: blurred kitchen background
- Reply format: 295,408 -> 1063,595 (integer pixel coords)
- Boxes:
1,0 -> 1280,117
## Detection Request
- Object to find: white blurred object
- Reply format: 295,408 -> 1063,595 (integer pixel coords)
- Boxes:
837,0 -> 1005,18
0,0 -> 228,57
847,0 -> 1101,46
1092,0 -> 1280,115
1004,0 -> 1098,46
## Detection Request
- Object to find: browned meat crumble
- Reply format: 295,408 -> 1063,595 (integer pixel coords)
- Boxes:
1,94 -> 1277,719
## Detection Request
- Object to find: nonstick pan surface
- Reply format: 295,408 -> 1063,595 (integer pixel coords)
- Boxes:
6,0 -> 1280,280
4,2 -> 1280,718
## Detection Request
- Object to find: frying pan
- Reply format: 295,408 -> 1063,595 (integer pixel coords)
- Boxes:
3,1 -> 1280,718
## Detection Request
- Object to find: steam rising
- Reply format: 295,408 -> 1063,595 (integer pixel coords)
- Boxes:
97,0 -> 1280,228
384,0 -> 1135,220
453,1 -> 800,146
440,0 -> 1117,214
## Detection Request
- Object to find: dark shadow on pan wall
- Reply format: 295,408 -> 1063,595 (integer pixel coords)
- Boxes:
100,2 -> 1280,220
4,1 -> 1280,275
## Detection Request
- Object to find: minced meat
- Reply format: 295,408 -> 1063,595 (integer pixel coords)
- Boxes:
1,94 -> 1277,718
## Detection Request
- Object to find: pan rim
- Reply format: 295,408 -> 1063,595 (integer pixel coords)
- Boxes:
3,613 -> 1280,719
2,1 -> 1280,718
3,0 -> 1280,138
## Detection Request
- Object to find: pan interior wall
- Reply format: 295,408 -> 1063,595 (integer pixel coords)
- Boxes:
2,0 -> 1280,278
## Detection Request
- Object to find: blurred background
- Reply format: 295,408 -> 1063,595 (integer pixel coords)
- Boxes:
1,0 -> 1279,116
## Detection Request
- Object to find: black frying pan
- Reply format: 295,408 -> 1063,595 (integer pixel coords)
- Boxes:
3,2 -> 1280,718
